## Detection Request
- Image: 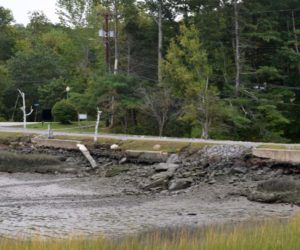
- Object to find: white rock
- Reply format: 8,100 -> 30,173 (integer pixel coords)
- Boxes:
110,144 -> 119,150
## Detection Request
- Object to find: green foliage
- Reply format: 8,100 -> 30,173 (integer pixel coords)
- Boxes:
163,24 -> 211,96
38,78 -> 69,109
52,100 -> 78,124
0,0 -> 299,142
163,24 -> 222,138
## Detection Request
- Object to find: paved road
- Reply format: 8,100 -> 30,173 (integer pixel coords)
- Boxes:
0,122 -> 38,127
2,125 -> 299,148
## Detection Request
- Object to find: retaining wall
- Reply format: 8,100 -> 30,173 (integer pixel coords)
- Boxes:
253,148 -> 300,163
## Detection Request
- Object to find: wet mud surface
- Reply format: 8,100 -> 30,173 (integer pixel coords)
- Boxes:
0,172 -> 299,239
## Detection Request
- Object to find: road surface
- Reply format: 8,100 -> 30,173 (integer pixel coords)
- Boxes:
0,123 -> 299,148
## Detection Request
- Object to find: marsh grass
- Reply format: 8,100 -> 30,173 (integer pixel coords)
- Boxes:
0,132 -> 31,145
0,151 -> 62,173
1,216 -> 300,250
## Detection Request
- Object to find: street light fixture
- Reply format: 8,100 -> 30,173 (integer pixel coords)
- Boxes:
66,86 -> 70,99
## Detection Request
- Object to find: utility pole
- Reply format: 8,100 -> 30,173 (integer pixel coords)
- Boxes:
113,0 -> 119,75
234,0 -> 241,95
99,11 -> 113,72
158,0 -> 163,84
292,10 -> 300,75
104,12 -> 111,71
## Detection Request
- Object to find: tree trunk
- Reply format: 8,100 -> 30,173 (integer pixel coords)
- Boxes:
234,0 -> 240,95
201,78 -> 210,139
158,121 -> 164,137
158,0 -> 163,84
201,120 -> 209,139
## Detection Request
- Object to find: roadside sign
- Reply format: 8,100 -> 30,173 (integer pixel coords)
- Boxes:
78,114 -> 87,120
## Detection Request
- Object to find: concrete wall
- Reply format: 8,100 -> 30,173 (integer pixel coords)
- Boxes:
33,138 -> 81,150
253,148 -> 300,163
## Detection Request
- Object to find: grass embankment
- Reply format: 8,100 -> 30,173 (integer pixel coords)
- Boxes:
1,216 -> 300,250
257,144 -> 300,150
57,135 -> 210,154
0,131 -> 209,153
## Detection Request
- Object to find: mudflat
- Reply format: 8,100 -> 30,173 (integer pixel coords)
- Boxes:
0,172 -> 298,239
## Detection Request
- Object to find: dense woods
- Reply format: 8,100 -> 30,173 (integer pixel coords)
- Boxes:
0,0 -> 299,142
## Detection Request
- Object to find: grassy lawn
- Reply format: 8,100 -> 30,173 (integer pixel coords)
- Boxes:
23,121 -> 109,133
0,216 -> 299,249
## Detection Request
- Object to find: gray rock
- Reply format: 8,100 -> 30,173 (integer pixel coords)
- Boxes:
168,178 -> 193,191
143,178 -> 169,190
208,179 -> 216,185
167,154 -> 180,164
195,171 -> 207,177
181,171 -> 193,178
119,157 -> 127,164
154,163 -> 179,172
247,191 -> 282,203
66,157 -> 76,163
151,171 -> 174,181
230,167 -> 247,175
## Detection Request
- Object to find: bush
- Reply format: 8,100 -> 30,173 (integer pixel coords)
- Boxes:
52,100 -> 77,124
0,116 -> 6,122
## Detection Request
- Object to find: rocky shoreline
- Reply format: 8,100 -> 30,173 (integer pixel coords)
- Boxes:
1,136 -> 300,206
0,137 -> 300,238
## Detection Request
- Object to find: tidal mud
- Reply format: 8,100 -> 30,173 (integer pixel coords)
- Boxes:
0,172 -> 298,239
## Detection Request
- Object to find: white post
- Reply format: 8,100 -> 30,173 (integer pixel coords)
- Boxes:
94,108 -> 102,143
17,89 -> 33,129
48,123 -> 54,139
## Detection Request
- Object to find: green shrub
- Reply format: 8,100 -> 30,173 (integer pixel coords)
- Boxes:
52,100 -> 77,124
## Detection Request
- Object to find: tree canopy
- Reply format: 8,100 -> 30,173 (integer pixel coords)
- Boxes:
0,0 -> 299,142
